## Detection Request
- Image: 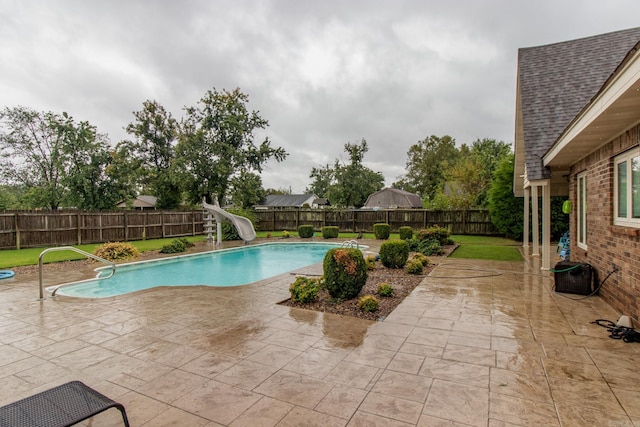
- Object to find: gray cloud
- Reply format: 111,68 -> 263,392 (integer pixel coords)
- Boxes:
2,0 -> 639,192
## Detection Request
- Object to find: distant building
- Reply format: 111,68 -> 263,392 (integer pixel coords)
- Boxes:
116,195 -> 157,210
363,188 -> 422,209
256,194 -> 320,209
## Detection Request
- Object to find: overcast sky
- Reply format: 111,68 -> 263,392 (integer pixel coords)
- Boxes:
2,1 -> 640,193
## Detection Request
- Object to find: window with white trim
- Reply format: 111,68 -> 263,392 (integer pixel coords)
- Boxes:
614,148 -> 640,227
577,172 -> 587,250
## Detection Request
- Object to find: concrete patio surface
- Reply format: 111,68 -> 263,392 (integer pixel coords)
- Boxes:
0,242 -> 638,426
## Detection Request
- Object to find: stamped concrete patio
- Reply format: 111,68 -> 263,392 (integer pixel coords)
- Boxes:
0,243 -> 638,426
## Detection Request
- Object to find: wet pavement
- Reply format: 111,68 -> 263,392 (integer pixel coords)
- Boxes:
0,243 -> 638,426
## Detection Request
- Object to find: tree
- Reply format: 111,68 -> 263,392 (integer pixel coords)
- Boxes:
58,113 -> 119,210
121,100 -> 181,209
306,164 -> 334,198
309,139 -> 384,208
230,171 -> 266,208
176,87 -> 288,205
488,155 -> 523,240
0,107 -> 117,210
0,107 -> 67,209
394,135 -> 460,202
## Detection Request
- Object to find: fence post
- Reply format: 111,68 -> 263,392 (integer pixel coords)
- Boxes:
77,212 -> 81,245
124,211 -> 129,241
15,212 -> 20,250
161,211 -> 166,238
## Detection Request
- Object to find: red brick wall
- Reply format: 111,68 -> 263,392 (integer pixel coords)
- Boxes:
569,125 -> 640,324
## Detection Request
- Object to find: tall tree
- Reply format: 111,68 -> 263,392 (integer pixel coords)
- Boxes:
309,139 -> 384,208
394,135 -> 460,202
122,100 -> 181,208
176,87 -> 288,205
58,113 -> 119,209
0,107 -> 67,209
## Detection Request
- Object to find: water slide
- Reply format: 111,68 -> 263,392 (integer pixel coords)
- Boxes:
202,200 -> 257,244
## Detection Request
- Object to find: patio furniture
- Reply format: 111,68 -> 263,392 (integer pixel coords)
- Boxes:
0,381 -> 130,426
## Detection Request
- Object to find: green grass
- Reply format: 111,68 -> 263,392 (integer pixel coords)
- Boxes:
0,236 -> 205,269
449,235 -> 523,261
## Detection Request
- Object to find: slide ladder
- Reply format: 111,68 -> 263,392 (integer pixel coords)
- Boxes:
202,199 -> 257,247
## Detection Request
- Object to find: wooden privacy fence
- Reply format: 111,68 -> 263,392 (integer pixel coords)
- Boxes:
0,210 -> 205,249
253,209 -> 497,236
0,208 -> 498,250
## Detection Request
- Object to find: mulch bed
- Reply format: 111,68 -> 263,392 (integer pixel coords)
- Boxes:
279,263 -> 432,321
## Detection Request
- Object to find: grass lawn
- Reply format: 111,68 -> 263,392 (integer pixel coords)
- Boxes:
449,235 -> 523,261
0,236 -> 206,269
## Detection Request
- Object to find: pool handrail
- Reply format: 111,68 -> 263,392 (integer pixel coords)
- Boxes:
38,246 -> 116,300
340,240 -> 359,249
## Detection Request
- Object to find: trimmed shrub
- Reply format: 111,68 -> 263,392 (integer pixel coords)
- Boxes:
417,225 -> 452,246
323,248 -> 368,299
412,253 -> 430,266
358,295 -> 379,312
399,226 -> 413,240
365,254 -> 377,270
322,226 -> 339,239
93,242 -> 139,262
379,240 -> 410,268
289,277 -> 320,303
373,223 -> 390,240
377,283 -> 394,297
282,230 -> 290,238
298,225 -> 314,238
406,259 -> 424,275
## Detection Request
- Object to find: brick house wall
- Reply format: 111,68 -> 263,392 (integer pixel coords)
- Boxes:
569,124 -> 640,323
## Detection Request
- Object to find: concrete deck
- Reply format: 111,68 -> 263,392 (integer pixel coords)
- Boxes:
0,244 -> 638,426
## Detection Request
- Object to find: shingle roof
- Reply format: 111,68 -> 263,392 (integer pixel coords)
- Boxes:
518,27 -> 640,180
262,194 -> 316,207
363,188 -> 423,209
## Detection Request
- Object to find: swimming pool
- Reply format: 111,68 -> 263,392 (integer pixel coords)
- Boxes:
52,242 -> 349,298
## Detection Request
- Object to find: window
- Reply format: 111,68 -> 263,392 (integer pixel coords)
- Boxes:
614,148 -> 640,227
577,172 -> 587,249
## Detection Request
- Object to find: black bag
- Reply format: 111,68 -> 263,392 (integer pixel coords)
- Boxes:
553,261 -> 596,295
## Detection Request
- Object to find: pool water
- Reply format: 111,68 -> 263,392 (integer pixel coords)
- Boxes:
54,242 -> 344,298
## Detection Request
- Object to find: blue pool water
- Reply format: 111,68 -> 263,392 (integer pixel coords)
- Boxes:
54,242 -> 344,298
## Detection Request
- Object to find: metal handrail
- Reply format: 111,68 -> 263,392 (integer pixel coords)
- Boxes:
340,240 -> 359,249
38,246 -> 116,300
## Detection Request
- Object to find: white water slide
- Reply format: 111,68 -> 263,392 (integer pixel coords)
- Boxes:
202,201 -> 257,244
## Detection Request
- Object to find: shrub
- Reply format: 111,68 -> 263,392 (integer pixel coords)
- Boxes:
323,248 -> 368,299
289,277 -> 320,303
322,226 -> 339,239
93,242 -> 139,262
399,226 -> 413,240
417,225 -> 452,246
377,283 -> 394,297
298,225 -> 314,238
412,253 -> 430,266
160,239 -> 187,254
358,295 -> 379,312
282,230 -> 290,238
406,259 -> 424,275
408,237 -> 443,256
373,223 -> 390,240
379,240 -> 410,268
365,254 -> 377,270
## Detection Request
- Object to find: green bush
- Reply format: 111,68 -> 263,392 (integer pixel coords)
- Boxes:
323,248 -> 368,299
373,223 -> 390,240
412,253 -> 430,266
408,237 -> 443,256
379,240 -> 410,268
289,277 -> 320,303
93,242 -> 139,262
160,239 -> 186,253
365,254 -> 377,270
417,225 -> 452,245
322,226 -> 339,239
377,283 -> 394,297
358,295 -> 379,312
399,226 -> 413,240
282,230 -> 290,238
406,259 -> 424,275
298,225 -> 314,238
